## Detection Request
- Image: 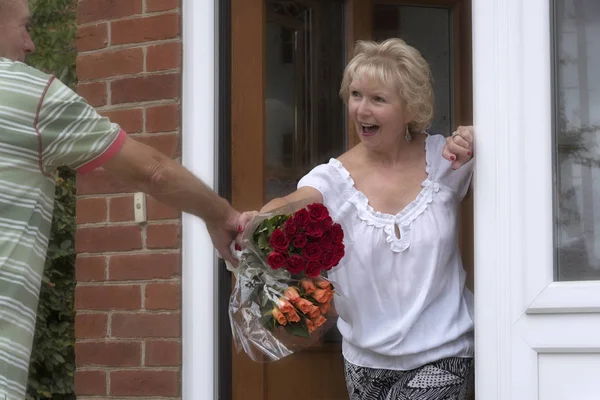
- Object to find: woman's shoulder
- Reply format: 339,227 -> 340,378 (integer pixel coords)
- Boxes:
335,144 -> 365,176
298,153 -> 357,203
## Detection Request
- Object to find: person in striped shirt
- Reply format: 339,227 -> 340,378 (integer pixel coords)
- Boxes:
0,0 -> 241,398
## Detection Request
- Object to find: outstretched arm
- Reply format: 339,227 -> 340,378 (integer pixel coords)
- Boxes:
237,186 -> 323,234
103,136 -> 241,265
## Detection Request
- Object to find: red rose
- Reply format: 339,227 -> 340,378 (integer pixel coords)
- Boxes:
332,243 -> 345,258
318,234 -> 333,251
294,235 -> 307,249
306,222 -> 324,238
320,251 -> 335,270
270,228 -> 290,252
330,223 -> 344,243
305,261 -> 322,277
267,252 -> 287,269
321,216 -> 333,230
307,203 -> 329,222
283,218 -> 298,237
293,209 -> 310,227
286,255 -> 305,274
302,242 -> 322,261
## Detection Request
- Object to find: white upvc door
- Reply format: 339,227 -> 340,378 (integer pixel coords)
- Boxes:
474,0 -> 600,399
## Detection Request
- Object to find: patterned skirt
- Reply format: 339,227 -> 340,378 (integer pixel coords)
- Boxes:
344,357 -> 474,400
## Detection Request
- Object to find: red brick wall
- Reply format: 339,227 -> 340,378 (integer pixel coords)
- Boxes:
74,0 -> 183,398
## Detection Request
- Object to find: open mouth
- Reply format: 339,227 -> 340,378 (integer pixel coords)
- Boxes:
360,123 -> 380,135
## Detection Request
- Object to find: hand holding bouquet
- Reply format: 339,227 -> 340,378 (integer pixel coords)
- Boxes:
229,201 -> 345,362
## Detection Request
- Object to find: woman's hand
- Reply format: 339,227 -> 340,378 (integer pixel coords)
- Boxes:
443,125 -> 473,170
235,210 -> 259,245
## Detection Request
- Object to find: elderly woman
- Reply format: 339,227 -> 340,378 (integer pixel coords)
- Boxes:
241,38 -> 474,399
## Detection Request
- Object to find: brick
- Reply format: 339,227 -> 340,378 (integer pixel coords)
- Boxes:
146,104 -> 179,133
109,253 -> 180,280
111,73 -> 180,104
77,24 -> 108,52
75,313 -> 108,338
75,256 -> 106,282
77,169 -> 134,195
77,48 -> 143,81
109,195 -> 135,222
147,196 -> 180,220
75,370 -> 106,396
145,283 -> 180,310
76,285 -> 141,310
145,340 -> 181,366
111,312 -> 180,337
78,0 -> 142,25
76,82 -> 106,107
146,223 -> 180,249
134,134 -> 180,158
76,225 -> 142,253
110,370 -> 179,397
146,0 -> 179,13
112,13 -> 180,45
101,108 -> 143,134
76,197 -> 107,224
76,341 -> 141,366
147,42 -> 181,72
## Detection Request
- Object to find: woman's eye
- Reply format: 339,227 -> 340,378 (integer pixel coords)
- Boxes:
375,96 -> 385,103
351,91 -> 360,97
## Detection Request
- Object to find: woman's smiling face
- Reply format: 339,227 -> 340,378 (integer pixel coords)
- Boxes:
347,75 -> 411,149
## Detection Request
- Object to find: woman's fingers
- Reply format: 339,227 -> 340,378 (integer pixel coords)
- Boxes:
443,126 -> 474,169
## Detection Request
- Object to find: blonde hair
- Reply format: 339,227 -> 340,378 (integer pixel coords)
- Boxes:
339,38 -> 434,134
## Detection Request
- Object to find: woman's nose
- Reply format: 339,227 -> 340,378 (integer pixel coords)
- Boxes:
356,99 -> 370,116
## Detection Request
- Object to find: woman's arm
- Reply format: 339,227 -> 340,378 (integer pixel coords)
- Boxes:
260,186 -> 324,213
238,186 -> 324,232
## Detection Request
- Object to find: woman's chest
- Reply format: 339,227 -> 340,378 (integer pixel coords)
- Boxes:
338,186 -> 458,254
352,168 -> 428,216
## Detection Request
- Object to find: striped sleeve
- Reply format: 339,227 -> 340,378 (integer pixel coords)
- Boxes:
36,76 -> 126,174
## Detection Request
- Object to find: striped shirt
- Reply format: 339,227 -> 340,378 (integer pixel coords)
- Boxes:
0,58 -> 125,399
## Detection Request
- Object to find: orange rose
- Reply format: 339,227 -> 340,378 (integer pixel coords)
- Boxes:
319,302 -> 331,314
300,278 -> 317,294
315,279 -> 332,289
285,308 -> 301,323
311,288 -> 330,303
283,287 -> 300,302
326,290 -> 335,302
306,319 -> 316,334
272,307 -> 287,325
312,314 -> 327,328
308,305 -> 321,319
277,298 -> 295,314
293,297 -> 314,314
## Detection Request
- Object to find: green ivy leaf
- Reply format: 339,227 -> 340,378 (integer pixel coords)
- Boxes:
258,232 -> 269,249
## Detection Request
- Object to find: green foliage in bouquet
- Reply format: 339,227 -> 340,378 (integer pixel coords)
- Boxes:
253,215 -> 291,253
24,0 -> 78,398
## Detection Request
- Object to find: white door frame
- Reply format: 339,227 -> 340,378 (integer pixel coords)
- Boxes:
473,0 -> 600,398
181,0 -> 219,399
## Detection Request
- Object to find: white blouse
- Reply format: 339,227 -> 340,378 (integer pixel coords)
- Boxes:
297,133 -> 474,371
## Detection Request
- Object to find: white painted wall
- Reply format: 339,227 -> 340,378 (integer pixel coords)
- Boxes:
181,0 -> 218,399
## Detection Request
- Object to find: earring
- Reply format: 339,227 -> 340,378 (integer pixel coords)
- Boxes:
404,125 -> 412,143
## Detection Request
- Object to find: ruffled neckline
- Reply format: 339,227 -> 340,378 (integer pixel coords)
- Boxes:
329,134 -> 441,252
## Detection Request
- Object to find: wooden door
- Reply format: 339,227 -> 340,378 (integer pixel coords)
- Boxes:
230,0 -> 472,399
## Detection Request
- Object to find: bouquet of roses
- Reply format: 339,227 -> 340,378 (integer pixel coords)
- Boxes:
228,201 -> 345,362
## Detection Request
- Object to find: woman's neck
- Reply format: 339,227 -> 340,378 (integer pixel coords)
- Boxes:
359,132 -> 427,168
